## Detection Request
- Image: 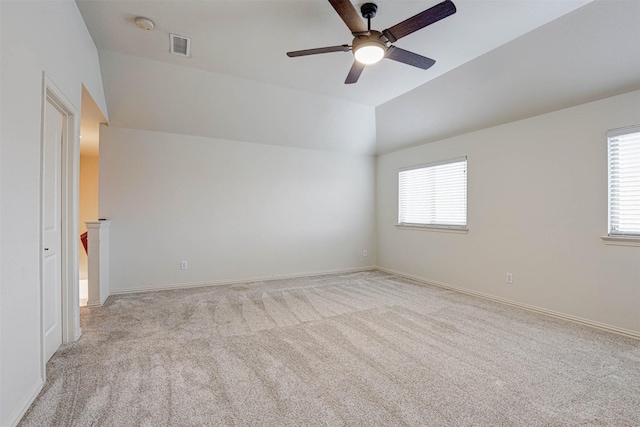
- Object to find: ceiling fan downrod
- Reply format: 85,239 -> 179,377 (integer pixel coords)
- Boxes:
360,3 -> 378,32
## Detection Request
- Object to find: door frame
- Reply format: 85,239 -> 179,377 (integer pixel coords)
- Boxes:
39,73 -> 81,379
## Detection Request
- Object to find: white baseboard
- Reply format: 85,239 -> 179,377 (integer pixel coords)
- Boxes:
6,378 -> 43,427
106,264 -> 638,339
86,300 -> 103,308
109,266 -> 378,296
376,266 -> 640,340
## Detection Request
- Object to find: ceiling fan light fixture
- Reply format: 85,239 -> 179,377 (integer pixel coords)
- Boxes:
354,43 -> 385,64
352,30 -> 387,65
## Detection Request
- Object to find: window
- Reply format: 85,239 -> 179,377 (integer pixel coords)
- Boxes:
608,126 -> 640,237
398,157 -> 467,229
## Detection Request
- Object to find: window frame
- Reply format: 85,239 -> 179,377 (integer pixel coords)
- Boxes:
603,125 -> 640,246
397,156 -> 468,233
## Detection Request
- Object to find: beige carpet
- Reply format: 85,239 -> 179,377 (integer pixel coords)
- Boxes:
20,271 -> 640,426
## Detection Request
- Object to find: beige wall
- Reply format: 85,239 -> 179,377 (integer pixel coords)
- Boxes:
376,90 -> 640,336
79,155 -> 99,280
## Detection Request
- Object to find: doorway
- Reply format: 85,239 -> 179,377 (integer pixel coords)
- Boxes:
79,86 -> 105,306
40,75 -> 80,370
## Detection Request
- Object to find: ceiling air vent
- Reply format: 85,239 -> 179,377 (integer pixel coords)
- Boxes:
170,34 -> 191,57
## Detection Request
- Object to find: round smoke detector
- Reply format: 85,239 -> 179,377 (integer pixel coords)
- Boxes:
135,17 -> 155,31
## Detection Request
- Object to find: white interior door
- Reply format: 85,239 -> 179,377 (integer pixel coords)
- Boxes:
43,99 -> 64,362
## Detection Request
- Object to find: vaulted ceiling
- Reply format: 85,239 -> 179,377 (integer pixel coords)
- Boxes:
76,0 -> 640,154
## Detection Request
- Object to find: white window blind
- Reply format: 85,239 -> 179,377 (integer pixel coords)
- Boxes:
608,126 -> 640,236
398,157 -> 467,228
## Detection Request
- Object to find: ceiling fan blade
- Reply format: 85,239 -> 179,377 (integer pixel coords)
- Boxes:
345,61 -> 365,84
329,0 -> 368,35
382,0 -> 456,43
385,46 -> 435,70
287,45 -> 350,57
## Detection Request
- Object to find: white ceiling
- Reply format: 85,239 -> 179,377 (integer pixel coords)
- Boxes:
76,0 -> 593,107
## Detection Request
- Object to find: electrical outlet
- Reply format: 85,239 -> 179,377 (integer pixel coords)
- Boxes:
363,250 -> 368,257
181,261 -> 188,270
506,273 -> 513,284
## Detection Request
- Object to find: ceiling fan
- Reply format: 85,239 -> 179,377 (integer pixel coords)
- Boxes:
286,0 -> 457,84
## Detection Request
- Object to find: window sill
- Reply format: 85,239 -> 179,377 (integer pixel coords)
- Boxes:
396,224 -> 468,234
601,236 -> 640,247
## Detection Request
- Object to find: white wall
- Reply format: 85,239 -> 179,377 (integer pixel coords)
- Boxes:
0,1 -> 107,425
377,90 -> 640,335
100,126 -> 376,293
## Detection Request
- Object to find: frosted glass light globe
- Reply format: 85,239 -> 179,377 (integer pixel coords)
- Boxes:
354,44 -> 385,65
